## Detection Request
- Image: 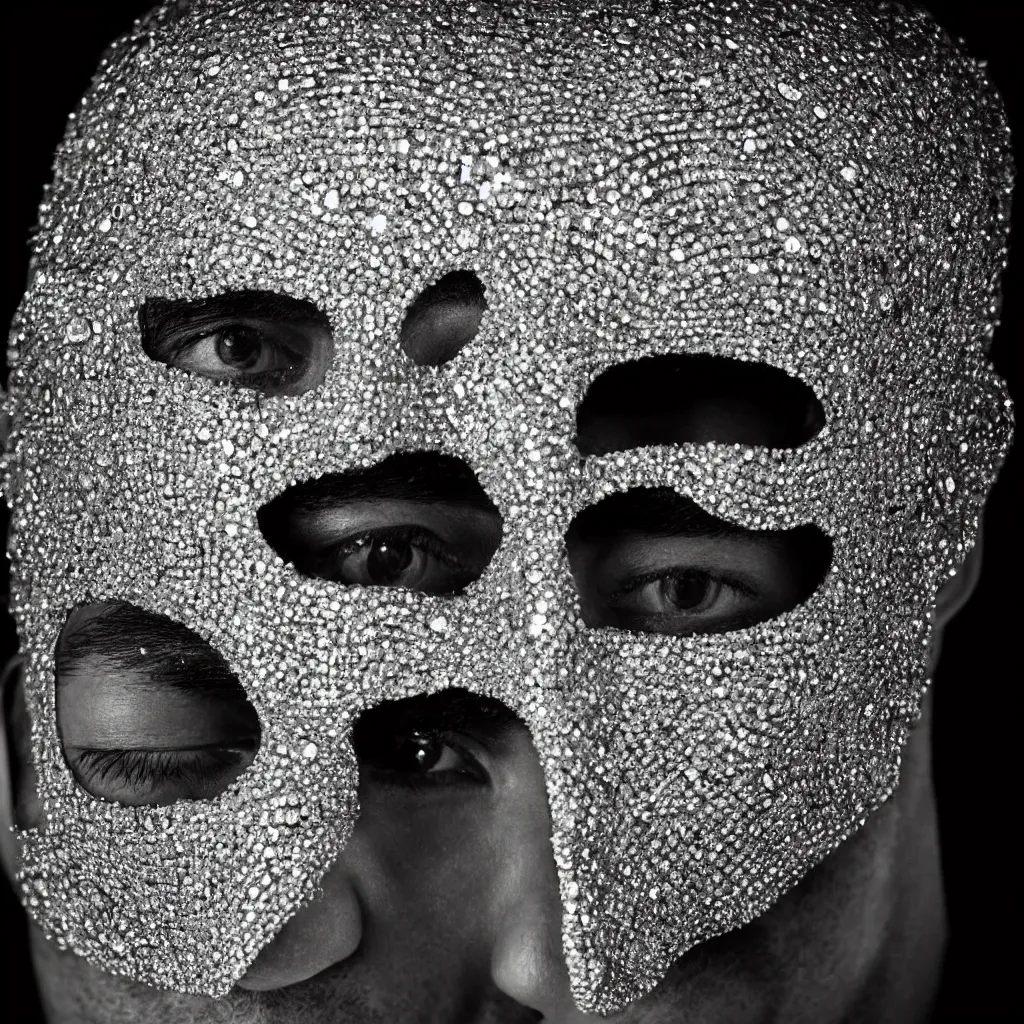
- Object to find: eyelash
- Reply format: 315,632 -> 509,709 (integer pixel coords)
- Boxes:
170,326 -> 302,384
362,732 -> 487,792
616,566 -> 758,601
75,746 -> 248,792
332,525 -> 473,574
75,735 -> 485,794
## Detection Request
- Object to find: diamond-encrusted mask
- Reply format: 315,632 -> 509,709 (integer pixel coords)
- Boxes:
3,0 -> 1014,1013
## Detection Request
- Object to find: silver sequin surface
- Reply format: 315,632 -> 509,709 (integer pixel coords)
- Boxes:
3,0 -> 1014,1012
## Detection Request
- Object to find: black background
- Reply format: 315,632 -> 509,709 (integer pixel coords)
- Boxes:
1,4 -> 1019,1021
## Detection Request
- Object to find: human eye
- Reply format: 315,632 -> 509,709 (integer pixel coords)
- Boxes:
57,604 -> 264,808
69,741 -> 258,806
566,492 -> 833,637
140,291 -> 333,395
356,728 -> 486,791
169,323 -> 300,381
315,525 -> 478,595
604,566 -> 761,635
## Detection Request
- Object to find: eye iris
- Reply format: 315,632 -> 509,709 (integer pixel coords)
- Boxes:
663,570 -> 710,610
397,731 -> 441,772
366,538 -> 414,585
215,330 -> 263,370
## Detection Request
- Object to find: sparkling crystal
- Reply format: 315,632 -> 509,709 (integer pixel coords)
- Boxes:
64,317 -> 91,343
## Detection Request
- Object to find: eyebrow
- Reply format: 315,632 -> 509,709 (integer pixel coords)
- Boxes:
352,687 -> 524,745
258,452 -> 500,522
59,608 -> 522,740
568,487 -> 747,541
57,605 -> 245,696
140,290 -> 329,341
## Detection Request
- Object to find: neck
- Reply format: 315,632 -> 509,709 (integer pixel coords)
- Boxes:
842,689 -> 947,1024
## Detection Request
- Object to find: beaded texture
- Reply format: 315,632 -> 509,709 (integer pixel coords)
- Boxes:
3,0 -> 1013,1012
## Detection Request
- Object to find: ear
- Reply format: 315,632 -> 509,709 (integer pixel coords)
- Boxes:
925,525 -> 985,677
933,524 -> 985,631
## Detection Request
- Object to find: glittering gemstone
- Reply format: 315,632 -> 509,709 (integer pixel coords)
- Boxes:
64,317 -> 91,343
777,81 -> 802,101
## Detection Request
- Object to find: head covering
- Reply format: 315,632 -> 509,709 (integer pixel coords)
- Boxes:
4,0 -> 1013,1011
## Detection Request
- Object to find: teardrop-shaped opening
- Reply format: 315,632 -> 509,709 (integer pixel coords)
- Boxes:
399,270 -> 486,366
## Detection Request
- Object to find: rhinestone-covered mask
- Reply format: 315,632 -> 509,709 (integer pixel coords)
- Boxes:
3,0 -> 1013,1012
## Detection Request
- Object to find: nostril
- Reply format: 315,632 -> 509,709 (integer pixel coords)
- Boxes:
399,269 -> 486,366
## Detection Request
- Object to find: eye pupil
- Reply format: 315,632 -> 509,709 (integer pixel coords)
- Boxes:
215,330 -> 262,369
663,570 -> 709,610
399,731 -> 441,772
366,538 -> 414,584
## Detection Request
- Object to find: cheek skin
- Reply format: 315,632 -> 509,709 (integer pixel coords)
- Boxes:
239,724 -> 567,1011
238,743 -> 522,994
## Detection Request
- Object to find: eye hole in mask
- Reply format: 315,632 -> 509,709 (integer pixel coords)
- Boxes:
569,355 -> 831,635
566,489 -> 833,636
55,602 -> 262,807
574,353 -> 826,455
257,451 -> 503,595
399,269 -> 486,366
352,687 -> 524,794
139,290 -> 333,396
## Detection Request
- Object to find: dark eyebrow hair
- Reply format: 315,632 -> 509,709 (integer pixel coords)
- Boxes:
140,289 -> 329,338
568,487 -> 746,541
259,451 -> 500,522
57,603 -> 246,697
352,687 -> 523,748
56,608 -> 522,742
